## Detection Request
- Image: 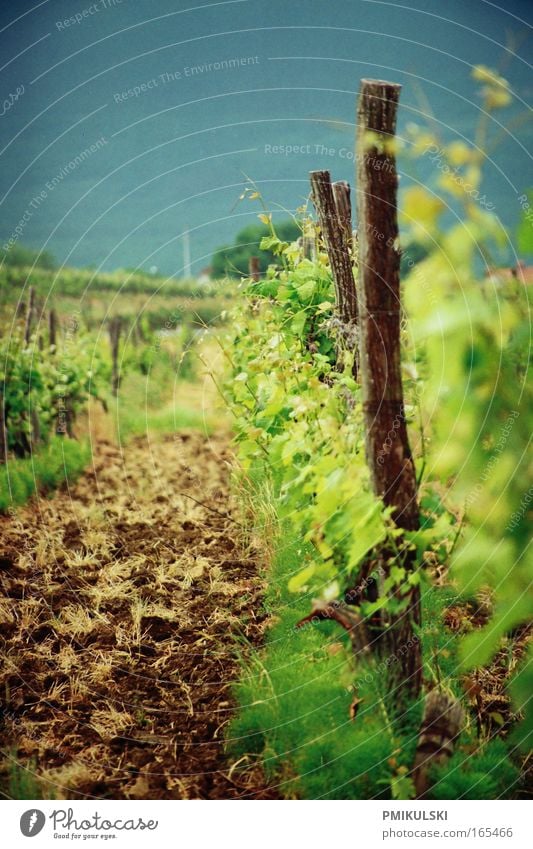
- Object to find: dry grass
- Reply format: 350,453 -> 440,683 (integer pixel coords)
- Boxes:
0,428 -> 274,799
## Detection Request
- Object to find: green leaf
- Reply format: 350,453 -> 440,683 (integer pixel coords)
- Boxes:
459,621 -> 505,670
288,563 -> 316,593
295,279 -> 317,301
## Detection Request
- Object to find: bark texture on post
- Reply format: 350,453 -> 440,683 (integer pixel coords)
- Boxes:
248,255 -> 261,282
310,170 -> 358,375
30,406 -> 41,447
109,317 -> 122,397
24,287 -> 36,345
333,180 -> 359,350
356,82 -> 419,530
333,181 -> 355,262
413,690 -> 463,798
356,79 -> 421,702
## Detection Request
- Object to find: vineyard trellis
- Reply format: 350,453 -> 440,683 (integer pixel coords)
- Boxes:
307,79 -> 462,790
225,73 -> 531,799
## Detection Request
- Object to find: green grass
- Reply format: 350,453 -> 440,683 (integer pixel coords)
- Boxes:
431,740 -> 519,799
114,395 -> 213,441
5,756 -> 47,800
227,469 -> 419,799
0,437 -> 90,512
111,349 -> 214,441
227,466 -> 523,800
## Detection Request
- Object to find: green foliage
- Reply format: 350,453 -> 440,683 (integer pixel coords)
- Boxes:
0,261 -> 217,299
509,644 -> 533,752
223,226 -> 422,797
400,67 -> 532,751
0,323 -> 107,457
228,500 -> 523,799
0,243 -> 56,270
430,739 -> 519,800
403,202 -> 532,747
6,757 -> 46,800
212,219 -> 300,278
0,437 -> 90,512
225,66 -> 530,798
223,227 -> 394,599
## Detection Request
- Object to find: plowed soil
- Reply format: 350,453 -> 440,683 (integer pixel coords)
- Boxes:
0,430 -> 275,799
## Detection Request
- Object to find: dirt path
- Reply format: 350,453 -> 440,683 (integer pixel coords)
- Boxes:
0,429 -> 273,799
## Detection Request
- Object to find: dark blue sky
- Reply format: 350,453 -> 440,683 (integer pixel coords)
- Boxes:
0,0 -> 531,276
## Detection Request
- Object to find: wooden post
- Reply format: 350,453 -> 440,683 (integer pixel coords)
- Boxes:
356,79 -> 421,702
333,179 -> 359,338
302,233 -> 316,261
333,180 -> 355,262
24,286 -> 36,345
309,170 -> 358,376
413,690 -> 463,798
108,317 -> 122,396
0,389 -> 7,464
22,287 -> 41,445
49,308 -> 57,349
248,255 -> 261,282
356,81 -> 419,529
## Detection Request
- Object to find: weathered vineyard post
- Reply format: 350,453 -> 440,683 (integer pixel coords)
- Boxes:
332,180 -> 355,269
309,170 -> 358,377
356,79 -> 421,701
1,325 -> 9,462
24,286 -> 36,345
108,317 -> 122,397
301,232 -> 316,261
23,286 -> 41,447
248,255 -> 261,282
49,308 -> 57,349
